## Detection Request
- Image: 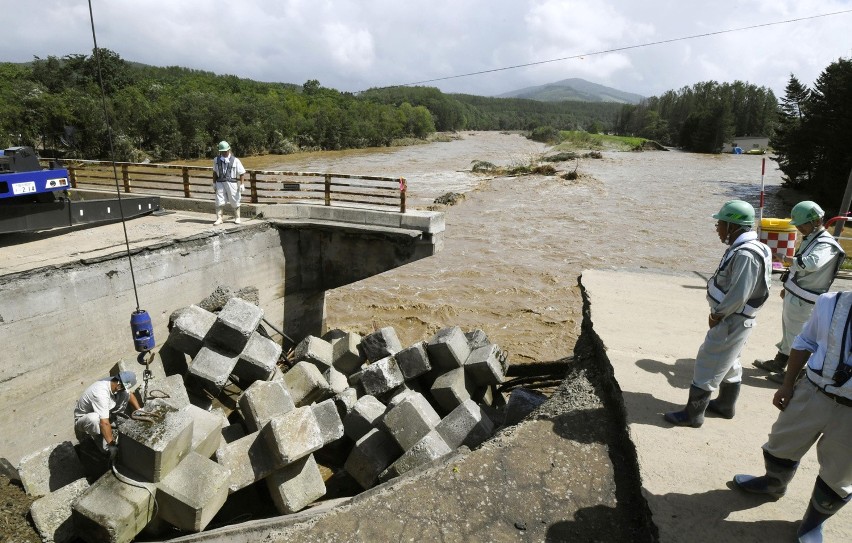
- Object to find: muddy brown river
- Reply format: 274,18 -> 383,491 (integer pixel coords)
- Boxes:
267,132 -> 786,364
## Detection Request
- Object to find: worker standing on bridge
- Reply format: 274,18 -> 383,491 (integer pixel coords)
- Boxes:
754,201 -> 844,384
734,290 -> 851,543
212,140 -> 246,225
73,371 -> 142,458
665,200 -> 772,427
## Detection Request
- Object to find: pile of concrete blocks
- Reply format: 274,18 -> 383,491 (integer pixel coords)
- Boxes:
14,295 -> 514,542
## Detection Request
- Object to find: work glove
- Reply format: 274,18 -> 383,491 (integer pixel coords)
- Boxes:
240,183 -> 245,192
107,443 -> 119,461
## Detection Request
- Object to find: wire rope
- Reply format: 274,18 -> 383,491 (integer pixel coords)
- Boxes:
371,9 -> 852,91
86,0 -> 141,311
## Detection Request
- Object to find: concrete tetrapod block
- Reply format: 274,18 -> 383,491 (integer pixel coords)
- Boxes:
143,374 -> 191,410
360,355 -> 405,396
324,367 -> 349,394
186,345 -> 239,398
380,392 -> 442,451
234,332 -> 282,386
29,477 -> 89,543
333,388 -> 359,421
215,430 -> 280,493
206,297 -> 263,354
464,343 -> 505,386
155,451 -> 230,532
342,395 -> 387,442
239,380 -> 296,432
436,398 -> 496,450
311,398 -> 344,446
71,471 -> 157,543
332,331 -> 364,374
359,326 -> 403,361
262,407 -> 325,466
465,329 -> 491,350
117,404 -> 194,483
17,441 -> 86,497
380,430 -> 452,481
220,422 -> 247,444
430,367 -> 476,415
294,335 -> 333,372
395,341 -> 431,380
343,428 -> 402,490
426,326 -> 471,370
282,361 -> 333,407
265,454 -> 326,514
167,305 -> 217,357
186,405 -> 225,459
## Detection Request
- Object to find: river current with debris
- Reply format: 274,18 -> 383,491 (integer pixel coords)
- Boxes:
269,131 -> 786,364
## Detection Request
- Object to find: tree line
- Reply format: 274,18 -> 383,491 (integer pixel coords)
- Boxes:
0,50 -> 437,161
613,80 -> 777,153
0,49 -> 625,162
771,58 -> 852,209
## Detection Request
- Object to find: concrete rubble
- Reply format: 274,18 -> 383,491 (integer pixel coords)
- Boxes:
9,294 -> 532,542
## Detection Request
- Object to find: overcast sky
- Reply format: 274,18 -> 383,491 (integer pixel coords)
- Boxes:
3,1 -> 851,99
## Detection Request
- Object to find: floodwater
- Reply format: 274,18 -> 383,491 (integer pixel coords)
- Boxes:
271,132 -> 786,363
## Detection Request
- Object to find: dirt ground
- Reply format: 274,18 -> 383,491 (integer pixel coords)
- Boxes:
0,476 -> 39,543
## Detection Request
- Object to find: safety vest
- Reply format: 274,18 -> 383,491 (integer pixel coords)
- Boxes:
783,229 -> 845,303
806,291 -> 852,398
215,155 -> 236,182
707,237 -> 772,318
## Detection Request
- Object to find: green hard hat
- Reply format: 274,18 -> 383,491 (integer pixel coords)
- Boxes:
789,200 -> 824,226
713,200 -> 755,226
217,140 -> 231,152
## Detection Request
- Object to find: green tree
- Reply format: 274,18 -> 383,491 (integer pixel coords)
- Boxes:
770,75 -> 812,187
804,59 -> 852,205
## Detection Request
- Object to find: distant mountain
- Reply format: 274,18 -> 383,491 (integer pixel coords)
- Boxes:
497,78 -> 644,104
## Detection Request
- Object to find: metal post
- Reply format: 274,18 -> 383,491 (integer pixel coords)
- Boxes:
122,164 -> 131,193
832,165 -> 852,238
182,167 -> 191,198
324,174 -> 331,206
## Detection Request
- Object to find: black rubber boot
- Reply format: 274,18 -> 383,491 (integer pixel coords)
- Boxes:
664,385 -> 712,428
733,450 -> 799,499
707,381 -> 741,419
797,477 -> 850,543
753,352 -> 788,373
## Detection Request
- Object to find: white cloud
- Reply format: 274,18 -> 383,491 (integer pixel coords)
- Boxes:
322,22 -> 376,72
1,0 -> 851,98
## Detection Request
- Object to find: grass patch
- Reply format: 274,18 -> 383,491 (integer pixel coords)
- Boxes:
554,131 -> 647,152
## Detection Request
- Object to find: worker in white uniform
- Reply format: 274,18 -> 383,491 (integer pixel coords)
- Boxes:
754,201 -> 844,383
73,371 -> 142,458
212,140 -> 246,225
734,291 -> 852,543
665,200 -> 772,427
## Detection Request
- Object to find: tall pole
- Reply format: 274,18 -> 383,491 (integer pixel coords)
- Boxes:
832,164 -> 852,238
758,158 -> 766,237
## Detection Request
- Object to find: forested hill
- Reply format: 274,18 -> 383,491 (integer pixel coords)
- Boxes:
497,77 -> 644,104
0,49 -> 626,162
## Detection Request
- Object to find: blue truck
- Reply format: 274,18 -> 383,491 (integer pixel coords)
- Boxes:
0,146 -> 159,233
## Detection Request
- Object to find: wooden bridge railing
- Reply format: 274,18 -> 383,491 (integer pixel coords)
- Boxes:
53,160 -> 407,213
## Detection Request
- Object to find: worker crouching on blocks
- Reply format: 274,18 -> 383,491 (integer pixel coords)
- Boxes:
734,291 -> 852,542
73,371 -> 142,459
664,200 -> 772,427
